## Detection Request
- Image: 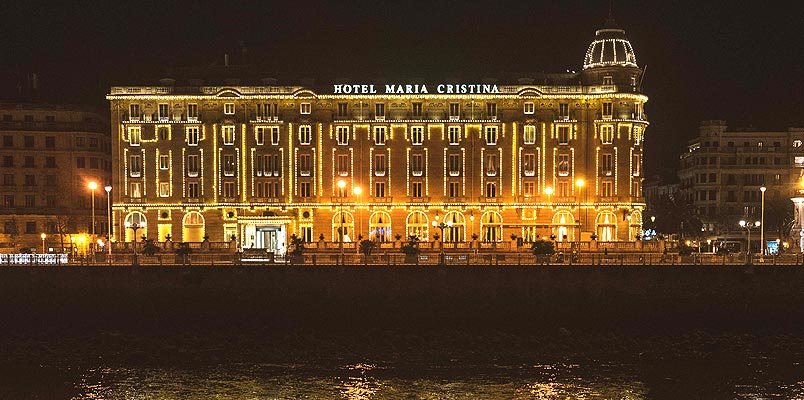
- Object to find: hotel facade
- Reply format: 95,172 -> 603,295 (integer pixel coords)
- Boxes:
107,18 -> 648,254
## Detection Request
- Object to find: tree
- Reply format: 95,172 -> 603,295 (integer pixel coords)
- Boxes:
763,196 -> 794,240
359,239 -> 376,256
401,235 -> 421,263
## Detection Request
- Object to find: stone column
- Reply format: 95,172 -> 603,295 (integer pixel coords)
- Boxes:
791,192 -> 804,253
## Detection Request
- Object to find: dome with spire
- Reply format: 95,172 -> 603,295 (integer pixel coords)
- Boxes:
583,15 -> 638,70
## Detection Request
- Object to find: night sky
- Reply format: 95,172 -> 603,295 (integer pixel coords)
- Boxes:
3,0 -> 804,179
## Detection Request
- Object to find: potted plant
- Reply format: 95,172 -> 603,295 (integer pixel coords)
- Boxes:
142,239 -> 160,256
531,239 -> 555,264
288,234 -> 305,265
401,235 -> 421,264
175,242 -> 192,265
359,239 -> 377,264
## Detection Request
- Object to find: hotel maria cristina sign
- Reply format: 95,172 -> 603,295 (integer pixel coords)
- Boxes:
333,84 -> 501,95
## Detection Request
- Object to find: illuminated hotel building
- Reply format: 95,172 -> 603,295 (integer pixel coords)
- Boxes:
107,18 -> 648,252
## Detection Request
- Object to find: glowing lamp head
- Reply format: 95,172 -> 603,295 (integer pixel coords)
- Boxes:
40,233 -> 46,240
337,180 -> 346,189
754,221 -> 761,227
431,221 -> 437,227
739,220 -> 746,227
104,185 -> 112,193
575,179 -> 585,188
544,187 -> 554,195
447,220 -> 453,227
124,221 -> 131,228
760,186 -> 766,193
353,186 -> 362,196
88,181 -> 98,190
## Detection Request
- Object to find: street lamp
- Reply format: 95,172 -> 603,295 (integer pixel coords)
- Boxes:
354,185 -> 362,242
575,179 -> 585,258
739,219 -> 760,265
337,179 -> 346,265
124,220 -> 146,266
88,181 -> 97,261
760,186 -> 766,261
105,185 -> 112,260
40,233 -> 46,254
432,218 -> 453,265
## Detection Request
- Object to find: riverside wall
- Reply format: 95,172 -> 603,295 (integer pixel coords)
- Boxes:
1,266 -> 803,334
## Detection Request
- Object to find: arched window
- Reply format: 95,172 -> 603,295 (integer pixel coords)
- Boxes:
442,211 -> 465,242
595,211 -> 617,242
551,210 -> 577,242
406,211 -> 429,241
182,211 -> 205,242
480,211 -> 503,242
332,211 -> 355,242
628,210 -> 643,240
369,211 -> 392,242
124,212 -> 147,242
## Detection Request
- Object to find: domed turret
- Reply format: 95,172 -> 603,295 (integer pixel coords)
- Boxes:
583,16 -> 637,69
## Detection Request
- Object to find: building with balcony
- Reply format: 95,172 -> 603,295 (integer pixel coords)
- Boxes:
0,103 -> 111,252
678,120 -> 804,248
107,17 -> 648,254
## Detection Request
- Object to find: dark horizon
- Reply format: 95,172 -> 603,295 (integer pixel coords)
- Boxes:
4,1 -> 804,180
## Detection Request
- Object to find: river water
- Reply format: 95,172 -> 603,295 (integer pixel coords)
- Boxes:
2,328 -> 803,399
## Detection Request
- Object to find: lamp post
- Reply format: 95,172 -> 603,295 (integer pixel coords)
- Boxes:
739,219 -> 760,265
88,181 -> 97,262
760,186 -> 766,261
40,233 -> 46,254
354,185 -> 362,243
105,185 -> 112,261
124,221 -> 145,266
575,179 -> 585,259
337,179 -> 346,265
432,218 -> 453,265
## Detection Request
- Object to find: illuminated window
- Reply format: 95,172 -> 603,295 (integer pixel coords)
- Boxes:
601,181 -> 613,197
337,154 -> 349,176
523,181 -> 535,197
187,104 -> 198,121
129,154 -> 141,177
187,127 -> 199,145
129,104 -> 140,120
337,102 -> 348,118
367,211 -> 391,241
559,103 -> 569,119
558,126 -> 569,144
411,182 -> 423,198
336,126 -> 348,145
374,153 -> 386,176
374,182 -> 386,198
222,125 -> 235,145
794,140 -> 802,148
298,154 -> 312,176
481,211 -> 502,242
558,181 -> 569,197
486,103 -> 497,119
448,181 -> 461,197
596,211 -> 616,242
270,127 -> 280,145
159,155 -> 169,170
374,126 -> 386,145
601,125 -> 613,144
268,154 -> 280,176
633,154 -> 642,176
158,103 -> 169,121
601,154 -> 613,176
485,182 -> 496,198
603,76 -> 613,85
159,182 -> 170,197
523,125 -> 536,144
374,103 -> 385,120
524,102 -> 535,114
300,125 -> 312,145
523,153 -> 536,176
602,102 -> 612,118
187,182 -> 199,198
223,154 -> 236,176
485,126 -> 498,145
557,154 -> 570,176
448,154 -> 461,176
158,127 -> 169,140
333,212 -> 354,242
411,126 -> 424,145
411,154 -> 424,176
255,127 -> 265,145
406,211 -> 428,240
485,153 -> 498,176
257,103 -> 278,120
300,102 -> 311,114
187,155 -> 199,177
224,103 -> 235,115
130,182 -> 141,198
223,181 -> 236,198
442,211 -> 465,242
449,103 -> 460,120
128,127 -> 141,146
412,102 -> 423,118
448,126 -> 461,145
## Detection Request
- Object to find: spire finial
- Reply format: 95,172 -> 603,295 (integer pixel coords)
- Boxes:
604,0 -> 618,28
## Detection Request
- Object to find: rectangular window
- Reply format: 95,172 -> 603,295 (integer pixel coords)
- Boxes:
2,174 -> 12,186
223,182 -> 236,198
412,102 -> 423,118
130,182 -> 141,198
411,154 -> 424,176
159,182 -> 170,197
485,126 -> 498,145
89,158 -> 99,169
187,104 -> 198,120
24,174 -> 35,186
558,126 -> 569,144
558,181 -> 569,197
410,126 -> 424,145
485,182 -> 497,198
129,104 -> 141,120
523,181 -> 535,197
449,103 -> 460,120
255,127 -> 265,145
187,127 -> 199,145
336,126 -> 348,145
222,125 -> 235,145
187,182 -> 199,198
158,103 -> 169,121
601,181 -> 613,197
224,103 -> 235,115
633,154 -> 642,176
129,155 -> 141,177
270,127 -> 280,145
298,154 -> 312,176
2,135 -> 12,147
485,153 -> 498,176
448,154 -> 461,176
524,102 -> 535,114
601,125 -> 613,144
187,155 -> 199,177
337,102 -> 348,118
299,125 -> 312,145
269,154 -> 280,176
486,103 -> 497,119
128,127 -> 141,145
602,102 -> 613,118
411,182 -> 423,197
373,126 -> 386,145
337,154 -> 350,176
77,137 -> 86,147
448,126 -> 461,145
45,157 -> 56,168
223,154 -> 236,176
3,195 -> 14,207
77,157 -> 86,168
299,182 -> 311,198
300,102 -> 311,114
255,155 -> 267,177
374,103 -> 385,120
374,153 -> 386,176
2,156 -> 12,167
26,221 -> 36,233
603,75 -> 613,85
24,136 -> 34,148
557,154 -> 570,176
523,153 -> 536,176
45,136 -> 55,148
523,125 -> 536,144
601,154 -> 613,176
448,181 -> 461,197
159,155 -> 169,170
559,103 -> 569,119
375,182 -> 386,197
